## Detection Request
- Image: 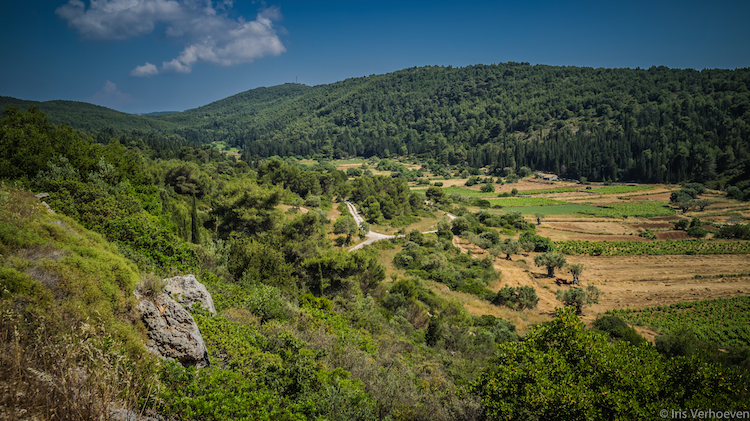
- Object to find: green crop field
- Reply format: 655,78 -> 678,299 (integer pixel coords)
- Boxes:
441,186 -> 497,197
333,159 -> 368,165
577,201 -> 676,218
519,187 -> 582,195
517,185 -> 653,196
502,204 -> 601,214
554,239 -> 750,256
488,197 -> 568,207
589,185 -> 655,194
607,296 -> 750,348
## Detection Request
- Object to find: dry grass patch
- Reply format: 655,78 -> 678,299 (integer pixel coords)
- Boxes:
373,245 -> 402,280
424,280 -> 550,335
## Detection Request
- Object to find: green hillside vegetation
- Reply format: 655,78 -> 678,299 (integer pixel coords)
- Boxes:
0,96 -> 175,133
3,63 -> 749,191
471,307 -> 748,419
2,96 -> 749,418
0,187 -> 157,419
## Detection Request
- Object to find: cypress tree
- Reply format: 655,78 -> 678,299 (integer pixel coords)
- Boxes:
191,195 -> 200,244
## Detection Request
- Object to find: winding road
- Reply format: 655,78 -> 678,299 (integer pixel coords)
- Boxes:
345,201 -> 455,251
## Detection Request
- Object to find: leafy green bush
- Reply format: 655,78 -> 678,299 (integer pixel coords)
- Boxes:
639,228 -> 656,239
716,224 -> 750,239
243,284 -> 294,324
592,315 -> 647,346
687,225 -> 708,238
518,232 -> 554,252
471,307 -> 749,420
456,279 -> 496,301
493,285 -> 539,310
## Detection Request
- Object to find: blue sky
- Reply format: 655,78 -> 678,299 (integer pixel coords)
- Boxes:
2,0 -> 749,114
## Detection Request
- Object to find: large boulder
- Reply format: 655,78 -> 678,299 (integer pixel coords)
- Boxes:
164,274 -> 216,314
135,289 -> 210,368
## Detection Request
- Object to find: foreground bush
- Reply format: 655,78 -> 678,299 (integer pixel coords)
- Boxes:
471,307 -> 749,419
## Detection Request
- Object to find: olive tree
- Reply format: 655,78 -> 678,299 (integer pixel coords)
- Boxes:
501,238 -> 521,260
534,252 -> 567,277
556,285 -> 600,315
567,263 -> 585,285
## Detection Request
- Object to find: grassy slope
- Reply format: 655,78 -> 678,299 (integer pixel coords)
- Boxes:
0,186 -> 157,419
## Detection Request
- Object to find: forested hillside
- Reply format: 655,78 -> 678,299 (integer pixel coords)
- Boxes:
222,64 -> 749,187
4,63 -> 749,187
0,96 -> 175,133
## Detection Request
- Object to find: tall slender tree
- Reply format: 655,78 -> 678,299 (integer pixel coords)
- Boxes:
191,194 -> 200,244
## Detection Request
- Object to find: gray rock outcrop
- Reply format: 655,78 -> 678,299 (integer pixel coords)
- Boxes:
135,288 -> 210,368
163,274 -> 216,314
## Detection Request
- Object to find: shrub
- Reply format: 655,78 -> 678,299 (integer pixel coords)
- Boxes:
673,219 -> 689,230
140,273 -> 166,296
639,228 -> 656,240
687,225 -> 708,238
243,284 -> 293,324
519,232 -> 554,252
716,224 -> 750,239
593,315 -> 646,346
493,285 -> 539,310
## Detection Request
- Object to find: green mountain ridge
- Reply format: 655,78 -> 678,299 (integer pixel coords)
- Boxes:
0,96 -> 175,133
3,62 -> 750,185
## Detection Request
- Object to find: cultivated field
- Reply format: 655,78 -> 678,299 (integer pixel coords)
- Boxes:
327,159 -> 750,335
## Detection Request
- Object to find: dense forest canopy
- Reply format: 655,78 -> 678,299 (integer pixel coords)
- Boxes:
3,63 -> 749,186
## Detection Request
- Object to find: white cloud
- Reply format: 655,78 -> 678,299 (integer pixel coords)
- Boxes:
56,1 -> 286,75
130,62 -> 159,77
162,58 -> 192,73
56,0 -> 185,40
88,80 -> 135,108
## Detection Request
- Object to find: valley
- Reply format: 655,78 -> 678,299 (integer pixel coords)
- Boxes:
2,63 -> 749,418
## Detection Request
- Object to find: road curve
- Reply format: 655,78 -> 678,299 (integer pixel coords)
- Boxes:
345,201 -> 396,251
345,202 -> 455,251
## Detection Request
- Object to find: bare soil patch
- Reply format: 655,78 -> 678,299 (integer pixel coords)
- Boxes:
569,254 -> 750,284
551,254 -> 750,324
631,193 -> 673,201
546,221 -> 636,235
278,204 -> 309,215
655,231 -> 689,240
649,216 -> 681,221
632,223 -> 672,229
